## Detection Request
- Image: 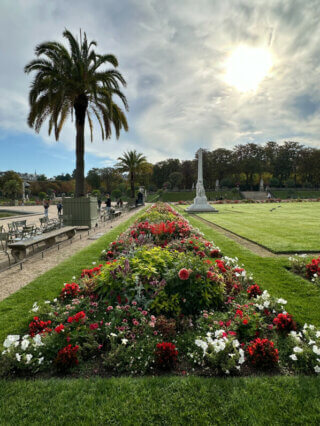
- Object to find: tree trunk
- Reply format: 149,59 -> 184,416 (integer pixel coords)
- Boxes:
74,94 -> 88,197
130,171 -> 135,199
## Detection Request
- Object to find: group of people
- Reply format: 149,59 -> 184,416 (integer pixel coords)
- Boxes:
43,200 -> 63,217
97,195 -> 123,214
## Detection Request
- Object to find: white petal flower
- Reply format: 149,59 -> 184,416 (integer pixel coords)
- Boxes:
309,340 -> 316,346
238,348 -> 245,364
21,339 -> 30,351
214,329 -> 225,338
38,357 -> 44,365
293,346 -> 303,353
289,354 -> 298,361
26,354 -> 33,364
121,338 -> 128,345
3,335 -> 20,348
195,339 -> 208,354
313,345 -> 320,355
277,298 -> 287,305
33,334 -> 43,347
314,365 -> 320,373
232,339 -> 240,348
15,353 -> 21,362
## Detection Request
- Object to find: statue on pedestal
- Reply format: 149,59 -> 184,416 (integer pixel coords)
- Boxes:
186,149 -> 218,213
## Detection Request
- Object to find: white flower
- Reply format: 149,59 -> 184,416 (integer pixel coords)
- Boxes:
44,300 -> 51,304
316,331 -> 320,338
314,365 -> 320,374
277,298 -> 287,305
309,340 -> 316,346
53,298 -> 57,302
121,338 -> 128,345
26,354 -> 33,364
238,348 -> 245,364
21,339 -> 30,351
195,339 -> 208,354
15,353 -> 21,362
3,335 -> 20,348
293,346 -> 303,353
110,333 -> 117,337
92,262 -> 96,265
212,339 -> 225,353
289,354 -> 298,361
214,329 -> 225,338
313,345 -> 320,355
263,301 -> 270,308
232,339 -> 240,348
33,334 -> 43,347
38,357 -> 44,365
31,302 -> 39,312
261,290 -> 270,300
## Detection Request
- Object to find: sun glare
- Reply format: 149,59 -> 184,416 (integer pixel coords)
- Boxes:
224,46 -> 273,92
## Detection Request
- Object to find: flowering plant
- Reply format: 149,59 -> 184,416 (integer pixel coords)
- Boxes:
55,344 -> 79,370
246,338 -> 279,369
155,342 -> 178,369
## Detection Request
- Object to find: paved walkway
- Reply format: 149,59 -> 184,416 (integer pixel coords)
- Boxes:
0,205 -> 143,302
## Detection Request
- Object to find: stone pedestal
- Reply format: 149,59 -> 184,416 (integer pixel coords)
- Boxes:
62,197 -> 98,228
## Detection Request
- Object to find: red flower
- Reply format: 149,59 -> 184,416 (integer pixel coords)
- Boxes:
29,317 -> 52,337
67,311 -> 86,324
155,342 -> 178,369
273,313 -> 296,332
60,282 -> 81,299
178,268 -> 190,280
55,324 -> 65,334
247,284 -> 262,298
89,323 -> 99,330
246,338 -> 279,369
55,344 -> 79,370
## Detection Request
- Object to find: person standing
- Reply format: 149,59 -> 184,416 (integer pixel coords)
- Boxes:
97,198 -> 102,211
57,202 -> 63,217
105,194 -> 111,214
43,199 -> 49,217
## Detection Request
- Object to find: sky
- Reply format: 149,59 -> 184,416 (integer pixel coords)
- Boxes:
1,0 -> 320,177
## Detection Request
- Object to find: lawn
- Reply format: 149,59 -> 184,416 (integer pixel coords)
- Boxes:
194,202 -> 320,253
160,190 -> 242,202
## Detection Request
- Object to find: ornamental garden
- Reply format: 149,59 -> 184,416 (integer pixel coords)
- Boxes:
1,203 -> 320,377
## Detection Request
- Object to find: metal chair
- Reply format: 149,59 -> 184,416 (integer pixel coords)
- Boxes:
0,233 -> 12,264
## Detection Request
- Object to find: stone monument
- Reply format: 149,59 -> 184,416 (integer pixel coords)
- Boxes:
259,177 -> 264,192
186,148 -> 218,213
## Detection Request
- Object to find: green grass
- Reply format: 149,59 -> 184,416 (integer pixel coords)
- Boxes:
195,202 -> 320,252
160,190 -> 242,202
178,207 -> 320,327
0,212 -> 19,218
272,190 -> 320,199
0,209 -> 145,344
1,376 -> 320,425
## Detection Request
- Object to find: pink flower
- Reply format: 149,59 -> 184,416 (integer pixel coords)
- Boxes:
142,310 -> 148,316
149,321 -> 155,328
178,268 -> 190,280
107,306 -> 113,311
132,319 -> 139,326
203,313 -> 208,318
150,315 -> 156,322
132,301 -> 137,306
89,323 -> 99,330
153,331 -> 158,335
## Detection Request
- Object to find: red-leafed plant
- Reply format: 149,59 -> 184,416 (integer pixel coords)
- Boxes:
155,342 -> 178,369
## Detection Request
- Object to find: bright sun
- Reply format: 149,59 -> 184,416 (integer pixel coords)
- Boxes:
224,46 -> 273,92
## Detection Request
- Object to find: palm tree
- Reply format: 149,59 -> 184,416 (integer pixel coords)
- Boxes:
25,29 -> 128,197
116,150 -> 147,198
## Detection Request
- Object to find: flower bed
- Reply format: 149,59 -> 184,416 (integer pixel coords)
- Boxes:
2,203 -> 320,377
289,254 -> 320,286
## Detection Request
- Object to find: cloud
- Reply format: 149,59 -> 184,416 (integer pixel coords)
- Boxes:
0,0 -> 320,173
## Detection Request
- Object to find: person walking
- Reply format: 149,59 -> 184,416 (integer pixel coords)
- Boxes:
43,199 -> 49,217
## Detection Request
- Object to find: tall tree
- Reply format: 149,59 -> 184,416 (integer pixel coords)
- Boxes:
116,150 -> 147,198
25,29 -> 128,197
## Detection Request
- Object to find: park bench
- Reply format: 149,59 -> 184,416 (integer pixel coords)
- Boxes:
39,216 -> 61,232
8,226 -> 76,261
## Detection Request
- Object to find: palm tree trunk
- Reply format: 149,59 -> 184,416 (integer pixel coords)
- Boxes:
74,94 -> 88,197
130,171 -> 135,199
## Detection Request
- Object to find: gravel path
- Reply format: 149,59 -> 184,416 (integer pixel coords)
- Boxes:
0,206 -> 142,302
